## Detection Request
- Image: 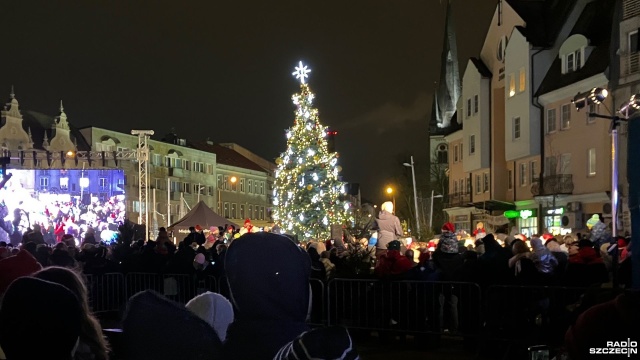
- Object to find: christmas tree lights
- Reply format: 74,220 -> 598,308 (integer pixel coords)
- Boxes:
273,61 -> 351,240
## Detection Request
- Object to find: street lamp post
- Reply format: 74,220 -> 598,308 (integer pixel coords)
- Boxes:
429,190 -> 444,230
403,156 -> 421,236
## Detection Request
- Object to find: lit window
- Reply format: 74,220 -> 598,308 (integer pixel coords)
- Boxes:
588,148 -> 596,176
519,68 -> 526,92
60,177 -> 69,190
513,117 -> 521,139
509,73 -> 515,97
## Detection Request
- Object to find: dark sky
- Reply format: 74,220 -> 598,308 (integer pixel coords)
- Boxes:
4,0 -> 496,204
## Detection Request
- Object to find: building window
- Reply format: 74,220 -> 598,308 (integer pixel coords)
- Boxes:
217,175 -> 222,188
99,178 -> 107,190
207,164 -> 213,174
60,177 -> 69,190
475,175 -> 481,194
260,207 -> 265,221
255,205 -> 261,219
223,176 -> 229,190
473,95 -> 479,114
530,161 -> 537,183
509,73 -> 516,97
208,186 -> 214,196
224,203 -> 230,218
239,179 -> 245,192
520,163 -> 527,186
467,98 -> 471,118
546,108 -> 557,133
231,203 -> 237,219
567,52 -> 575,72
184,161 -> 191,171
40,177 -> 49,190
259,181 -> 264,195
588,148 -> 596,176
248,179 -> 253,193
561,104 -> 571,130
630,30 -> 638,54
466,178 -> 471,194
248,205 -> 253,219
519,67 -> 526,92
152,154 -> 162,166
231,180 -> 237,192
453,180 -> 459,193
240,204 -> 245,219
508,170 -> 513,190
453,145 -> 459,162
459,179 -> 465,194
469,135 -> 476,154
436,144 -> 448,164
460,144 -> 463,160
513,117 -> 521,139
483,173 -> 489,192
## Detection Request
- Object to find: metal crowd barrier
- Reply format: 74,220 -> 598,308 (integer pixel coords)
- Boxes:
326,279 -> 482,336
308,278 -> 326,326
483,285 -> 619,345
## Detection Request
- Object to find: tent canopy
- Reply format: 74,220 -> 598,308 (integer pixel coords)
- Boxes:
168,201 -> 239,234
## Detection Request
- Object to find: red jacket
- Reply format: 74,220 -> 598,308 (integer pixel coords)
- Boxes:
374,250 -> 414,277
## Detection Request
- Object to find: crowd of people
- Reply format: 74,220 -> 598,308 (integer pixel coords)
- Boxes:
0,198 -> 637,359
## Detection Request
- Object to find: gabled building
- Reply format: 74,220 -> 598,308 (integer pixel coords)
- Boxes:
535,0 -> 617,234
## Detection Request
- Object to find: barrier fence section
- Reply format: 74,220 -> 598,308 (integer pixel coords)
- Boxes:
326,279 -> 482,336
483,284 -> 618,347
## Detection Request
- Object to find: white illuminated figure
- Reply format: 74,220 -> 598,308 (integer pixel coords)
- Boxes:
292,61 -> 311,84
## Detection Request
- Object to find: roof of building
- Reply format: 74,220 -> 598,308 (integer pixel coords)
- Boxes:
535,0 -> 614,97
21,110 -> 92,151
470,57 -> 492,78
507,0 -> 578,47
189,141 -> 266,173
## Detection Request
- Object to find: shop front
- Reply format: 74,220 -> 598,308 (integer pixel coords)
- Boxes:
504,209 -> 538,238
543,207 -> 571,236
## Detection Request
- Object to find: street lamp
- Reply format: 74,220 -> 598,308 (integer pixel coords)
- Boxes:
429,190 -> 444,230
385,186 -> 395,212
403,156 -> 420,236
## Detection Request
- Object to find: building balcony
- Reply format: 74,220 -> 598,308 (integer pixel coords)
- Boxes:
531,174 -> 574,197
621,52 -> 640,77
445,192 -> 471,208
623,0 -> 640,20
168,167 -> 183,177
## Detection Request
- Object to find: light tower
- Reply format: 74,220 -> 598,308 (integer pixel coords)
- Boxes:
131,130 -> 154,239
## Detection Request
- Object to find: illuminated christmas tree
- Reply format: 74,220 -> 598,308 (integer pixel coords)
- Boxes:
273,61 -> 350,240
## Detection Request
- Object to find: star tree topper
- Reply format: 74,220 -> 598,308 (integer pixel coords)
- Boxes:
292,61 -> 311,84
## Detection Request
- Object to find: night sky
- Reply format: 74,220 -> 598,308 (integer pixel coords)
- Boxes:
4,0 -> 496,204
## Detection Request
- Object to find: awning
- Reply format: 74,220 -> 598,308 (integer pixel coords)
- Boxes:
468,200 -> 516,212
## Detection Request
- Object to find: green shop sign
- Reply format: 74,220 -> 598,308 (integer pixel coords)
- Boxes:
504,209 -> 535,219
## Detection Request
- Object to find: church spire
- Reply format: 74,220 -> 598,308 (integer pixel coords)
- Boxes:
430,0 -> 461,133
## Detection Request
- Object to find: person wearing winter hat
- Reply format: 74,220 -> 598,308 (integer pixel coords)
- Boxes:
223,232 -> 311,359
438,223 -> 458,254
0,249 -> 42,297
273,326 -> 359,360
186,291 -> 234,341
123,290 -> 222,360
0,277 -> 83,360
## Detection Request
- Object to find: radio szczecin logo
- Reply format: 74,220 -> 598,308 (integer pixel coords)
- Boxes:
590,339 -> 637,356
